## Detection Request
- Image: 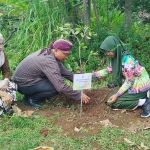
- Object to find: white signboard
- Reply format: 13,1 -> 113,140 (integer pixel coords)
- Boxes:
73,73 -> 92,90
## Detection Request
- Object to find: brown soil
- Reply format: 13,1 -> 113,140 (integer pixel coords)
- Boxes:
18,87 -> 150,137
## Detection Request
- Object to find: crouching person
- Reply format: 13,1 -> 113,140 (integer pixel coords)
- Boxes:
12,39 -> 90,108
93,36 -> 150,118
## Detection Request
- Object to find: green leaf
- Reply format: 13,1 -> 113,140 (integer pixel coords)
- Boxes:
86,36 -> 91,39
66,63 -> 72,71
80,33 -> 84,37
89,31 -> 92,36
63,31 -> 69,35
59,27 -> 64,31
74,31 -> 80,35
75,28 -> 81,32
82,46 -> 87,49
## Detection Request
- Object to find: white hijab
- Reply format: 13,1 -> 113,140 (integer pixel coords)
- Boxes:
0,33 -> 5,67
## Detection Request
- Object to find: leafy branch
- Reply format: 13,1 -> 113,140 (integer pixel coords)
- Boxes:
54,23 -> 96,73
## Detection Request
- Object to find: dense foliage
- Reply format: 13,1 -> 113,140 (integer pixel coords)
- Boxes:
0,0 -> 150,80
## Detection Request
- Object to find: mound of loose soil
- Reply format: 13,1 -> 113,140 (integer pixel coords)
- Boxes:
18,87 -> 150,137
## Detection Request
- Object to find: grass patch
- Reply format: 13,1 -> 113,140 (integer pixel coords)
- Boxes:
0,113 -> 150,150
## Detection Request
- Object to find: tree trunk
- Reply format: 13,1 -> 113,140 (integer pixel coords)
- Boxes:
83,0 -> 91,44
92,0 -> 100,24
124,0 -> 132,28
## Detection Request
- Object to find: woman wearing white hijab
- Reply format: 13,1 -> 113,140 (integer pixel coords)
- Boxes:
0,33 -> 11,79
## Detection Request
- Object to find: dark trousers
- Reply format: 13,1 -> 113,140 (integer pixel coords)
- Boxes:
18,79 -> 59,101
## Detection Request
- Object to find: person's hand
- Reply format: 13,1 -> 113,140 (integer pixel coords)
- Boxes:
92,72 -> 102,80
97,76 -> 102,80
81,93 -> 90,104
107,94 -> 118,104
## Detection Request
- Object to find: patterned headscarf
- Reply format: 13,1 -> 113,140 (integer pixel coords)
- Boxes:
39,39 -> 73,55
100,36 -> 131,87
0,33 -> 5,67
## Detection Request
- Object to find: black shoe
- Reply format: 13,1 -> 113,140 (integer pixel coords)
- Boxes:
107,81 -> 118,89
141,98 -> 150,118
22,97 -> 41,108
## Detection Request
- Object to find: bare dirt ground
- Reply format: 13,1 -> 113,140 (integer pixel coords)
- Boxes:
18,87 -> 150,137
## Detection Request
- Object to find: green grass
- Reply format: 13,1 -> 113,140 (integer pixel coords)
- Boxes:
0,113 -> 150,150
1,1 -> 150,150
